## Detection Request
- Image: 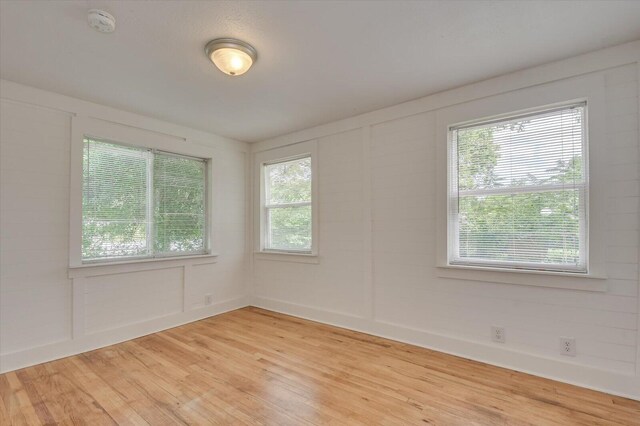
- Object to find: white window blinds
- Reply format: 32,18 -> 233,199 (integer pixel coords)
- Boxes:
264,156 -> 312,252
82,138 -> 207,262
153,152 -> 206,255
448,103 -> 587,272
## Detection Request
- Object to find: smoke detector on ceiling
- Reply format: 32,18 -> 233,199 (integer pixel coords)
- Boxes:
88,9 -> 116,33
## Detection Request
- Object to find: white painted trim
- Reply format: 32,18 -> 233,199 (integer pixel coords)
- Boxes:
183,264 -> 192,312
68,254 -> 218,278
250,297 -> 640,401
69,114 -> 86,267
245,150 -> 255,300
253,140 -> 319,256
0,79 -> 248,152
253,252 -> 319,264
636,60 -> 640,377
436,266 -> 606,292
251,40 -> 640,153
0,297 -> 249,374
71,278 -> 86,340
361,125 -> 374,320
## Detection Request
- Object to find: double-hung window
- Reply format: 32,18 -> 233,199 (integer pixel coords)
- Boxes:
82,138 -> 208,262
448,102 -> 588,273
262,155 -> 313,253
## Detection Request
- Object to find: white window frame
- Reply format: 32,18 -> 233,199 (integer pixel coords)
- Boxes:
435,73 -> 607,291
447,102 -> 589,274
263,155 -> 313,253
69,116 -> 217,268
254,140 -> 318,261
81,138 -> 210,263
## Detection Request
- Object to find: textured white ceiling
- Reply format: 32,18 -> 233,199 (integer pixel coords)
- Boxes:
1,1 -> 640,142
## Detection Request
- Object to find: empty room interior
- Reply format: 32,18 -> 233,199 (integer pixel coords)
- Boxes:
2,0 -> 640,424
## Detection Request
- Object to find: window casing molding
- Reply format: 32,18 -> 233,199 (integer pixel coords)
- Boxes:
69,115 -> 218,268
435,73 -> 608,291
254,140 -> 319,258
447,101 -> 589,274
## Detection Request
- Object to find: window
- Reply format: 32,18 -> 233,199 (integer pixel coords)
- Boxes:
262,155 -> 312,253
448,102 -> 587,273
82,138 -> 207,262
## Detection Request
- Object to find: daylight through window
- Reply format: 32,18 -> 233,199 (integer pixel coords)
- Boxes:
263,156 -> 312,252
82,138 -> 207,262
448,103 -> 587,272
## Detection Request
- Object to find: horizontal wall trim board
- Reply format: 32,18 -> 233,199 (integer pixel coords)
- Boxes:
68,254 -> 219,278
251,297 -> 640,401
436,265 -> 608,292
0,80 -> 248,153
253,40 -> 640,152
254,252 -> 320,264
0,297 -> 249,374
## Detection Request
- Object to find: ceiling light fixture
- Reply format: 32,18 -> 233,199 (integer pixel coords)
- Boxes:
88,9 -> 116,33
205,38 -> 257,76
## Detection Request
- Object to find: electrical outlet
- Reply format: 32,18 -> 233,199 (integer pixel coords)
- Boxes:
560,337 -> 576,356
491,326 -> 505,343
205,294 -> 213,305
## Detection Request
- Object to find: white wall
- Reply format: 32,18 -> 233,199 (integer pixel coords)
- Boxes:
0,81 -> 250,372
250,41 -> 640,399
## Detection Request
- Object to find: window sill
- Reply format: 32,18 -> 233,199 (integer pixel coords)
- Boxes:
254,251 -> 319,264
437,264 -> 607,292
69,254 -> 219,278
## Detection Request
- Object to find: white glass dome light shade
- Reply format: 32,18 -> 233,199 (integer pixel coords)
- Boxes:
211,48 -> 253,76
205,38 -> 257,76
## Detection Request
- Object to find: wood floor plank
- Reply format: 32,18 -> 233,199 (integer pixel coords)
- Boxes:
13,370 -> 56,425
4,371 -> 52,425
1,307 -> 638,425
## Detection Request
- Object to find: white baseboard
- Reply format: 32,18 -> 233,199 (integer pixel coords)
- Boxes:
0,296 -> 249,374
251,296 -> 640,401
3,295 -> 637,401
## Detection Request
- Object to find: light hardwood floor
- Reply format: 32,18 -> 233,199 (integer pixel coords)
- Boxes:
1,307 -> 639,425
